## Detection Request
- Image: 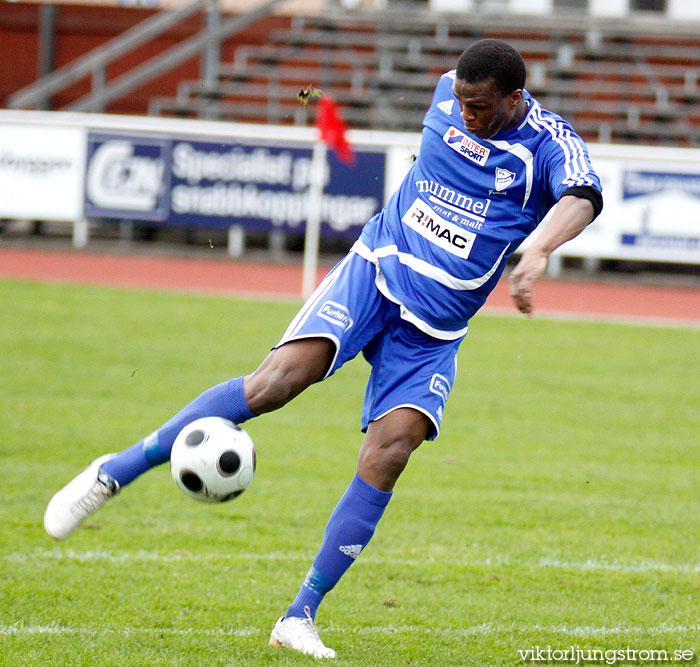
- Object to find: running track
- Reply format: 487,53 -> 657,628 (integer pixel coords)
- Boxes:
1,246 -> 699,327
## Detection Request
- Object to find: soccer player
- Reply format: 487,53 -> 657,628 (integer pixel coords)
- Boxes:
44,39 -> 602,659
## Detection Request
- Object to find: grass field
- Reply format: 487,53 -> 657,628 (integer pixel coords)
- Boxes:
1,278 -> 698,666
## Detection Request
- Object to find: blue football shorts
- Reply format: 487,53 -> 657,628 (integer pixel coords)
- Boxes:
275,251 -> 464,440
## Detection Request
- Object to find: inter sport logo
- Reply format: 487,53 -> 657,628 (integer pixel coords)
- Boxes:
442,127 -> 490,166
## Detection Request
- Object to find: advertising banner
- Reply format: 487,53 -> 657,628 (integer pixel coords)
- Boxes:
84,131 -> 385,237
85,132 -> 170,222
0,124 -> 85,221
617,169 -> 700,261
523,153 -> 700,265
2,112 -> 697,266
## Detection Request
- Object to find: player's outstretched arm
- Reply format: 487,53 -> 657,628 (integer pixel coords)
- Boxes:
509,195 -> 595,316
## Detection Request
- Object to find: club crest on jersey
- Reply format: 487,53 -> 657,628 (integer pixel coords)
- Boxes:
494,168 -> 516,191
442,127 -> 490,166
318,301 -> 353,331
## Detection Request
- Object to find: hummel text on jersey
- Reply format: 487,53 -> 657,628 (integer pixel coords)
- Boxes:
416,179 -> 491,223
402,198 -> 476,259
443,127 -> 490,165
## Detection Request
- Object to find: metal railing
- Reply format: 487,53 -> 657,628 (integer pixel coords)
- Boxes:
7,0 -> 285,113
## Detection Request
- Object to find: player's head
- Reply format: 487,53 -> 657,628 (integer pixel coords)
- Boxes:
452,39 -> 527,139
456,39 -> 526,97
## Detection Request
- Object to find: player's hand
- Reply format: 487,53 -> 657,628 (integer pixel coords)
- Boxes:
508,248 -> 548,316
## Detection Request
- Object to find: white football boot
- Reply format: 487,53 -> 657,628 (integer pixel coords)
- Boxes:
269,606 -> 336,659
44,454 -> 120,540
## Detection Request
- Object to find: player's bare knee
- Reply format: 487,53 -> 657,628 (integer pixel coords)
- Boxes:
381,444 -> 413,480
360,437 -> 417,481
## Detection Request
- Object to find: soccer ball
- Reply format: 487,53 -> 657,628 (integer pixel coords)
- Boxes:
170,417 -> 256,503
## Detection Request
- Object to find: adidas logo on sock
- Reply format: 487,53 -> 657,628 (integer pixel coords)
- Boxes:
339,544 -> 363,559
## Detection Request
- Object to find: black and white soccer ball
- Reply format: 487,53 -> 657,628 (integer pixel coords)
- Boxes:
170,417 -> 256,503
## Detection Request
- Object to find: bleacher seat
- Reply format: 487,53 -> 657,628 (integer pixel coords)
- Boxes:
150,6 -> 700,147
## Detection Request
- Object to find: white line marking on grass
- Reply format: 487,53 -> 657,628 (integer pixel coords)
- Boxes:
3,548 -> 309,564
2,622 -> 698,639
325,623 -> 700,638
0,622 -> 257,637
519,623 -> 700,637
5,549 -> 699,574
536,557 -> 700,573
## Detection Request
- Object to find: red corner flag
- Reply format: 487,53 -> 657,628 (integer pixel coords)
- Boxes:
316,95 -> 355,165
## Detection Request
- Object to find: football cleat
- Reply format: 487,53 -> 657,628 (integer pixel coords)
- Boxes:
44,454 -> 119,540
269,606 -> 336,659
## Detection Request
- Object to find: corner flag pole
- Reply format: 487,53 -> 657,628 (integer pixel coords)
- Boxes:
301,94 -> 355,300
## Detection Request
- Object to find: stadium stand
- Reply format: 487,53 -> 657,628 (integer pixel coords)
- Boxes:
3,1 -> 700,146
145,6 -> 700,147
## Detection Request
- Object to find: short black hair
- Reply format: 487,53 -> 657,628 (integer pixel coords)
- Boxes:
455,39 -> 526,96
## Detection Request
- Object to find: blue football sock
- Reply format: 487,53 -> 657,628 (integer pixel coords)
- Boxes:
285,474 -> 392,620
101,376 -> 256,487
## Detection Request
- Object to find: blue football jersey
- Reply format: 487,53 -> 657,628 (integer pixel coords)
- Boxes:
354,69 -> 601,340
